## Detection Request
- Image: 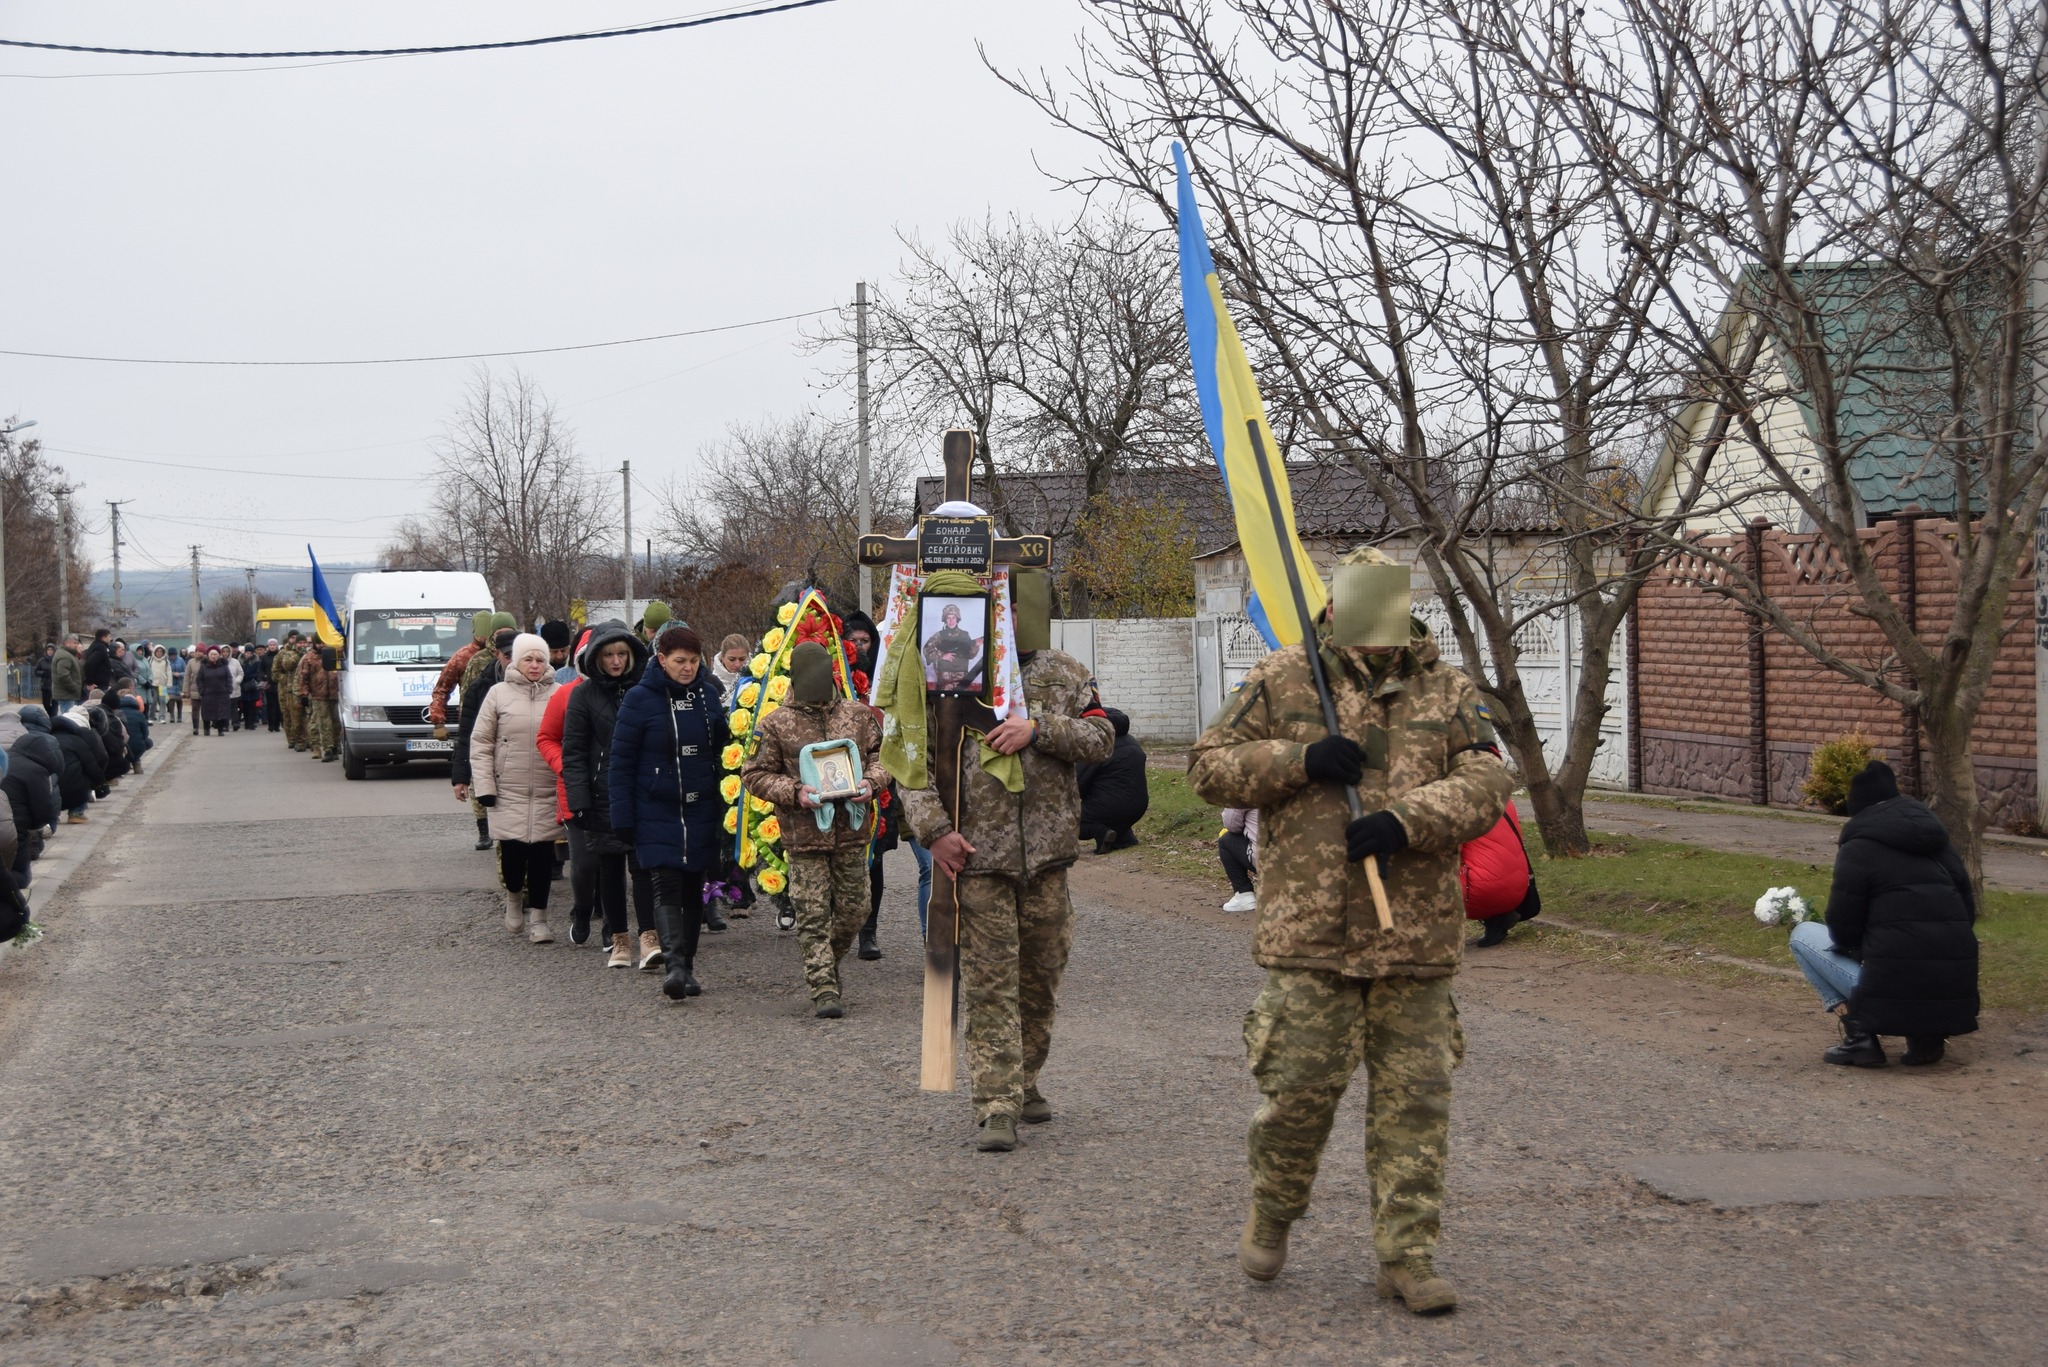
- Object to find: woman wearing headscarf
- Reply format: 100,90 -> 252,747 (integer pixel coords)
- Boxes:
560,620 -> 659,969
608,624 -> 729,1000
196,648 -> 237,737
470,633 -> 565,944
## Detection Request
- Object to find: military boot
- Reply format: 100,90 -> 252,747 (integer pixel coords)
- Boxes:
1823,1013 -> 1886,1067
1019,1086 -> 1051,1124
1377,1254 -> 1458,1314
474,819 -> 492,852
976,1113 -> 1018,1153
1238,1208 -> 1290,1281
813,992 -> 844,1019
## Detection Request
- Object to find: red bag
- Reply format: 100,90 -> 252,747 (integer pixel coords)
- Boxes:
1460,800 -> 1533,920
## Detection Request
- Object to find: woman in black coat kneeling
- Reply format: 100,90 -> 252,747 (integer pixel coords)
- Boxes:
1789,761 -> 1979,1067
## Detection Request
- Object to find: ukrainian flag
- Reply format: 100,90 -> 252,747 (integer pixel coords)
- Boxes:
307,546 -> 345,647
1173,142 -> 1324,648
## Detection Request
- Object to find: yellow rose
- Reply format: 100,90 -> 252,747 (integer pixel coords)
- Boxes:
766,675 -> 791,703
723,806 -> 739,834
762,627 -> 786,653
757,867 -> 787,896
720,743 -> 744,770
750,794 -> 773,814
719,774 -> 742,803
777,603 -> 798,626
737,681 -> 761,709
759,701 -> 778,720
748,653 -> 770,678
730,709 -> 752,737
738,839 -> 757,868
759,815 -> 781,844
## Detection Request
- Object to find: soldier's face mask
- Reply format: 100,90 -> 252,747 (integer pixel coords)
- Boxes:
1012,569 -> 1053,653
1331,564 -> 1411,650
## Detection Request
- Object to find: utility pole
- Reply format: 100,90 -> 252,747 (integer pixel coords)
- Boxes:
856,280 -> 873,615
621,460 -> 635,627
56,494 -> 71,641
0,417 -> 36,670
189,547 -> 202,648
244,567 -> 258,641
106,499 -> 130,625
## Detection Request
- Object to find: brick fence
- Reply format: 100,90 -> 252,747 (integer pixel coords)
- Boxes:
1049,618 -> 1201,744
1630,517 -> 2036,824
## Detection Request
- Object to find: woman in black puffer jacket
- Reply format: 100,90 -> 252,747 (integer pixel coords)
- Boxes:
560,621 -> 657,972
1789,761 -> 1979,1067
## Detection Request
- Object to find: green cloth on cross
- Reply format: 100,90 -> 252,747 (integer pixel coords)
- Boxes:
875,568 -> 1022,793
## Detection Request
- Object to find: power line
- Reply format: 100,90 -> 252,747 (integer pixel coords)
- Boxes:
46,447 -> 423,482
2,307 -> 832,367
0,0 -> 838,60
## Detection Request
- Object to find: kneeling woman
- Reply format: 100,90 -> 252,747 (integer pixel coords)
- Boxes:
608,624 -> 728,1001
471,633 -> 565,943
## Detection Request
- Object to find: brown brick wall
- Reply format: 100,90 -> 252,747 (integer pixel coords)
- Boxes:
1633,520 -> 2036,823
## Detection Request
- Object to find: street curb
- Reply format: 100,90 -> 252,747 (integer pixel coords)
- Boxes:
0,722 -> 189,972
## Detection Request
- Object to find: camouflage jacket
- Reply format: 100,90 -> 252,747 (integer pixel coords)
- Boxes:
742,698 -> 888,854
902,649 -> 1114,884
430,641 -> 483,724
296,645 -> 340,702
272,645 -> 303,699
1188,624 -> 1512,980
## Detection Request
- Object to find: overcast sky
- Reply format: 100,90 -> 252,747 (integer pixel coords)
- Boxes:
1,1 -> 1112,588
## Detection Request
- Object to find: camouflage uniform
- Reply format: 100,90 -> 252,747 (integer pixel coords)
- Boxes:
457,646 -> 500,818
297,645 -> 342,758
272,642 -> 305,749
901,649 -> 1114,1122
743,697 -> 887,1001
1188,616 -> 1511,1263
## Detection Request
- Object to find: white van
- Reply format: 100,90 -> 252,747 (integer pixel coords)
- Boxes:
336,570 -> 494,780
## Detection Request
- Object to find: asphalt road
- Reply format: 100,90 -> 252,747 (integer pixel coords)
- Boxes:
1,730 -> 2044,1364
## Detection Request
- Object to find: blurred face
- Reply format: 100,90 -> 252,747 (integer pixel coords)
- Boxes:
660,647 -> 700,685
848,629 -> 873,658
207,650 -> 221,663
721,646 -> 748,673
516,650 -> 550,682
599,641 -> 632,677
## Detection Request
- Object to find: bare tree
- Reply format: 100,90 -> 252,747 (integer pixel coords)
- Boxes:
427,368 -> 607,622
660,410 -> 917,614
816,210 -> 1203,610
203,587 -> 284,645
1002,0 -> 1714,855
377,517 -> 462,572
1535,0 -> 2048,880
1,425 -> 97,654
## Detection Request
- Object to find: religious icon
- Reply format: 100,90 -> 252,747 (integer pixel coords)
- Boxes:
919,593 -> 989,698
807,742 -> 861,802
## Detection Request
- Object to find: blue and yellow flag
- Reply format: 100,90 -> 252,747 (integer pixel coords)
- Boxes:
307,546 -> 345,647
1173,143 -> 1325,648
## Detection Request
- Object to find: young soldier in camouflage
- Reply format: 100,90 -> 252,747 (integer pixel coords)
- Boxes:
296,642 -> 343,762
272,633 -> 306,751
743,642 -> 887,1018
1188,546 -> 1513,1314
902,569 -> 1114,1153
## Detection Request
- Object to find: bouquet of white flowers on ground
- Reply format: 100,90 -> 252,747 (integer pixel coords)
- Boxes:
1752,886 -> 1814,927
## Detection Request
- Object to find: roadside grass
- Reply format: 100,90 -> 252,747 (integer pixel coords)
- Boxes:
1116,770 -> 2048,1013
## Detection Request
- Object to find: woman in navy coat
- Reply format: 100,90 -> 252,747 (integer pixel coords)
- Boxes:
608,624 -> 728,1001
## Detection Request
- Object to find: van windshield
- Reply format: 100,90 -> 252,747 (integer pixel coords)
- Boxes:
352,609 -> 490,665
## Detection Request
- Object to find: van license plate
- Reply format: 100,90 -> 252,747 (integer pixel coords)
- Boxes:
406,739 -> 453,753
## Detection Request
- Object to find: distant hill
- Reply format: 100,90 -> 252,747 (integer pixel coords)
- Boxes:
84,563 -> 380,634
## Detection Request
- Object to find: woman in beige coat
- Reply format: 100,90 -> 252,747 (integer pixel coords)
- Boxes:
471,632 -> 565,943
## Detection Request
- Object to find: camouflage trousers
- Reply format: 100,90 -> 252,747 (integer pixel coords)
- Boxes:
1244,970 -> 1465,1261
307,700 -> 337,756
788,848 -> 870,1000
279,690 -> 305,748
955,869 -> 1074,1123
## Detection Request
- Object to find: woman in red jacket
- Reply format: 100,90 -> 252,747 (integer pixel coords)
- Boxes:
1462,798 -> 1540,947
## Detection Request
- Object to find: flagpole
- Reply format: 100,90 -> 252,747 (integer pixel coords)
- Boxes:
1245,420 -> 1395,930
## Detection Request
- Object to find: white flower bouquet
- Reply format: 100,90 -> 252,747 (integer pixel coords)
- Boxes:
1752,886 -> 1813,927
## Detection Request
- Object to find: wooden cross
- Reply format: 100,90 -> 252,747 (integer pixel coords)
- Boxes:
859,428 -> 1051,1092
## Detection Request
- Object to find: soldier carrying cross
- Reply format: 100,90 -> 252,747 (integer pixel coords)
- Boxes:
862,430 -> 1114,1153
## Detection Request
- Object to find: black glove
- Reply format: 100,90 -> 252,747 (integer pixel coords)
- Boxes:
1303,735 -> 1366,786
477,794 -> 497,808
566,811 -> 585,828
1345,811 -> 1408,865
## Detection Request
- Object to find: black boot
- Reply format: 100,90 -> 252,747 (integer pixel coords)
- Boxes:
1901,1036 -> 1946,1066
702,900 -> 728,933
1469,912 -> 1516,948
1823,1013 -> 1887,1067
473,818 -> 492,852
858,904 -> 882,960
656,903 -> 692,1000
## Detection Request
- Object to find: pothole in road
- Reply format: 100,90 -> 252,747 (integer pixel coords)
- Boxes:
1628,1150 -> 1948,1208
2,1257 -> 471,1336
